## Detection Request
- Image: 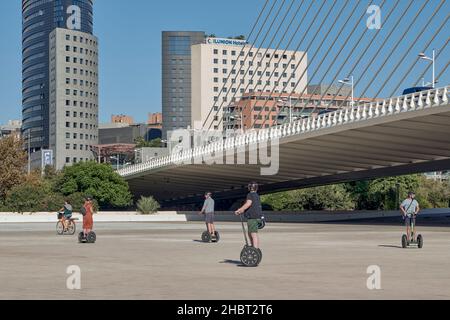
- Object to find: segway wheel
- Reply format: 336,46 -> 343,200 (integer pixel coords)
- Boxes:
56,221 -> 64,235
201,231 -> 212,243
256,248 -> 263,265
402,235 -> 408,248
78,232 -> 86,243
417,235 -> 423,249
87,232 -> 96,244
240,246 -> 261,267
212,231 -> 220,243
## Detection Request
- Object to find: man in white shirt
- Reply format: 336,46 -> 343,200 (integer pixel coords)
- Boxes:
400,192 -> 420,243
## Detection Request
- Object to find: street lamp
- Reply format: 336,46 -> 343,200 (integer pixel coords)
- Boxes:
418,50 -> 436,88
278,97 -> 293,123
229,113 -> 244,131
338,75 -> 354,107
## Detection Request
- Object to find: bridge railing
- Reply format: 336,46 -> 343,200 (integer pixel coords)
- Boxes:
118,86 -> 449,177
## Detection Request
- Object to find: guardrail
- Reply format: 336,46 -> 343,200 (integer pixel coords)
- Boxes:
118,86 -> 449,177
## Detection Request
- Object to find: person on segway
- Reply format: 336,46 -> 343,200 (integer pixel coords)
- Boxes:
200,192 -> 216,239
400,191 -> 420,243
82,196 -> 94,239
235,182 -> 263,249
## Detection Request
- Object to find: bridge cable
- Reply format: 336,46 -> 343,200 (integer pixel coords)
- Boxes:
389,12 -> 449,98
201,0 -> 288,130
203,0 -> 312,131
199,0 -> 279,130
205,0 -> 301,131
257,0 -> 381,128
324,0 -> 436,109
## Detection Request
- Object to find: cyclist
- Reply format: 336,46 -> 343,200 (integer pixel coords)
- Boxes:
400,192 -> 420,243
58,200 -> 73,231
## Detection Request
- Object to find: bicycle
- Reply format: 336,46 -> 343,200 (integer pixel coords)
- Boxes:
56,214 -> 78,236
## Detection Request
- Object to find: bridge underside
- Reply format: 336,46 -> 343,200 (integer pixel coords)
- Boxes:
125,110 -> 450,207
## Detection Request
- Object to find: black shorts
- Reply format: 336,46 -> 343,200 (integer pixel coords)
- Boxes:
205,213 -> 214,224
405,216 -> 416,226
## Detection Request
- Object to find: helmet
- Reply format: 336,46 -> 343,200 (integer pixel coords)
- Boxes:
248,182 -> 259,192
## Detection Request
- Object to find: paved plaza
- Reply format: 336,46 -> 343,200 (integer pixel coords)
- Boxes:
1,221 -> 450,300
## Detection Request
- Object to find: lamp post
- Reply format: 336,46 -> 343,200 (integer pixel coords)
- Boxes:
278,97 -> 293,124
419,50 -> 436,88
338,76 -> 354,107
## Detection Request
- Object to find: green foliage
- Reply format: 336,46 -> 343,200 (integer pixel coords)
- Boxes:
263,175 -> 450,212
0,136 -> 27,200
262,184 -> 354,211
136,196 -> 160,215
417,177 -> 450,208
54,161 -> 132,209
134,137 -> 162,148
5,181 -> 51,213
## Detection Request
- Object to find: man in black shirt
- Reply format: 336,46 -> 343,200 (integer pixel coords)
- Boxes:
235,182 -> 263,249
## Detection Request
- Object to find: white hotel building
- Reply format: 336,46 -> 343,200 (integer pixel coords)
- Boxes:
191,38 -> 308,131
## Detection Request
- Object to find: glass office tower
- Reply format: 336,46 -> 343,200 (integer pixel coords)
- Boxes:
162,31 -> 205,138
22,0 -> 94,165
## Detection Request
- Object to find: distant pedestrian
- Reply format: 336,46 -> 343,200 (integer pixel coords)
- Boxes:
200,192 -> 216,237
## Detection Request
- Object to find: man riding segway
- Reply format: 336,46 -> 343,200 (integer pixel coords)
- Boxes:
235,182 -> 264,267
400,191 -> 423,248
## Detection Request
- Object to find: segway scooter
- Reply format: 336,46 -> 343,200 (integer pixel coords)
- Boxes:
78,231 -> 97,244
239,214 -> 262,267
402,215 -> 423,249
201,230 -> 220,243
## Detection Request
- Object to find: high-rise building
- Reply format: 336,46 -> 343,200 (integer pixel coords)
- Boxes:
162,31 -> 205,138
49,29 -> 99,169
191,38 -> 308,131
22,0 -> 97,170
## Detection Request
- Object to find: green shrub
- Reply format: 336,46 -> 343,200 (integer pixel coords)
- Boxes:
137,196 -> 160,215
66,192 -> 99,213
54,161 -> 132,209
5,183 -> 49,213
41,193 -> 66,212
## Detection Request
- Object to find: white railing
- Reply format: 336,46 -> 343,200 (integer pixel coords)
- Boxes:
118,86 -> 449,177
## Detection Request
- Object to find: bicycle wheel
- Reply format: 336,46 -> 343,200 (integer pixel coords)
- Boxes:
56,221 -> 64,235
67,221 -> 76,235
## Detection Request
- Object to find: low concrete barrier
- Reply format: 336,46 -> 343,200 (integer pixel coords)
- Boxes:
0,209 -> 448,224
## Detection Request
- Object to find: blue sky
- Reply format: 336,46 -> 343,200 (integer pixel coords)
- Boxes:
1,0 -> 448,124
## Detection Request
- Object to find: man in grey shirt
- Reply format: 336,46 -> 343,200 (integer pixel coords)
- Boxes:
200,192 -> 215,236
400,192 -> 420,243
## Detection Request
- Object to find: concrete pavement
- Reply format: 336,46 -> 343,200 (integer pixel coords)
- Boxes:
1,221 -> 450,300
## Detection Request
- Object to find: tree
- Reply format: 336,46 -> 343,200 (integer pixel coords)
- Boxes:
4,174 -> 53,213
0,136 -> 27,200
135,137 -> 162,148
417,176 -> 450,208
262,184 -> 354,211
54,161 -> 133,209
366,175 -> 421,210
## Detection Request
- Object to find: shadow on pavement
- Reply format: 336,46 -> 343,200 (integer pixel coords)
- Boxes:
378,245 -> 403,249
220,259 -> 244,267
